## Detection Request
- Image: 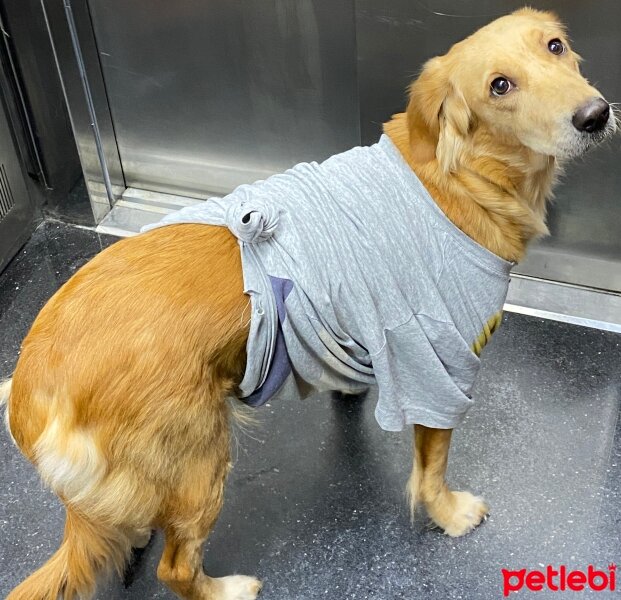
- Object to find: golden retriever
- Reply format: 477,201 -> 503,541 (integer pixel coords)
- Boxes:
2,8 -> 616,600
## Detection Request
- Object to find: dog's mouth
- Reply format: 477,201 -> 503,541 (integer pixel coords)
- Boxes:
556,112 -> 617,159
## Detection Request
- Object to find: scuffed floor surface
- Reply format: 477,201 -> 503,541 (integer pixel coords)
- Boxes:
1,221 -> 620,599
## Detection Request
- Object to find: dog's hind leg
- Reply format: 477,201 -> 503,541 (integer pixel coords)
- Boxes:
158,524 -> 261,600
155,423 -> 261,600
408,424 -> 489,537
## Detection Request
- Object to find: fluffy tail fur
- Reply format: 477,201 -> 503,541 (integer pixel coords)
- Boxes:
1,378 -> 13,442
7,507 -> 131,600
0,377 -> 11,407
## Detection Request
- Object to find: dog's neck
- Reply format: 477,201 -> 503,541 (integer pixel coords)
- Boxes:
384,112 -> 557,262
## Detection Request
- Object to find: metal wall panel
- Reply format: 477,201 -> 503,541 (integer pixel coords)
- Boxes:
54,0 -> 620,292
0,89 -> 36,274
86,0 -> 359,198
41,0 -> 125,221
1,0 -> 82,200
356,0 -> 621,292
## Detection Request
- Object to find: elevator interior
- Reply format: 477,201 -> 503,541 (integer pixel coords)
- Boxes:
38,0 -> 621,329
1,3 -> 621,598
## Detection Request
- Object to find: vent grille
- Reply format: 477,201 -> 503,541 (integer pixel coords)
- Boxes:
0,164 -> 14,221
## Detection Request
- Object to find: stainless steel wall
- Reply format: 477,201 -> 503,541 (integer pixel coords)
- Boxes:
86,0 -> 359,197
356,0 -> 621,291
42,0 -> 124,221
0,70 -> 36,273
72,0 -> 620,292
2,0 -> 82,201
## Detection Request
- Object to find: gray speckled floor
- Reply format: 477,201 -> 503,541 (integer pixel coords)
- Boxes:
1,221 -> 620,599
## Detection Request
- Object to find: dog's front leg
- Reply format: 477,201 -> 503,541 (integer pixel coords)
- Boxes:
407,424 -> 488,537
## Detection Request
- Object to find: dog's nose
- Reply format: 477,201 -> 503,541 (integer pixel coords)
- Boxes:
572,98 -> 610,133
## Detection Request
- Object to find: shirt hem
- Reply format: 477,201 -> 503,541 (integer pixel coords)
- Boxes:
374,403 -> 469,432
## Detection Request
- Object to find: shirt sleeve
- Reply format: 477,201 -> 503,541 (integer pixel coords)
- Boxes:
371,314 -> 481,431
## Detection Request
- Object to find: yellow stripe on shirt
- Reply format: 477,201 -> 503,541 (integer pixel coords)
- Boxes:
471,310 -> 503,357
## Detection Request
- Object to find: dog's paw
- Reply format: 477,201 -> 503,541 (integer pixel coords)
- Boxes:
132,527 -> 153,549
432,491 -> 489,537
215,574 -> 262,600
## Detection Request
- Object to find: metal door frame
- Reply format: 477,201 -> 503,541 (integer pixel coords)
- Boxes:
40,0 -> 125,222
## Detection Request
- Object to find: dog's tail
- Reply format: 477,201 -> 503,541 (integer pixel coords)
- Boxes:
0,378 -> 15,443
0,377 -> 11,407
7,506 -> 131,600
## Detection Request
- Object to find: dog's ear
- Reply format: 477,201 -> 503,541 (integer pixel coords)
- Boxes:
407,56 -> 472,172
437,87 -> 472,173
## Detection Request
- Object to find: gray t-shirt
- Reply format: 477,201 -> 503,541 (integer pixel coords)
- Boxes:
143,135 -> 512,431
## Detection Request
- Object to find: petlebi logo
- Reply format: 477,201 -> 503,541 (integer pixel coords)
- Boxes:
502,564 -> 617,596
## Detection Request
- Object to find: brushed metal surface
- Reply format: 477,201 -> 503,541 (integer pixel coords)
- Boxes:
506,275 -> 621,333
96,188 -> 202,237
41,0 -> 125,222
356,0 -> 621,292
0,80 -> 36,273
2,0 -> 82,203
54,0 -> 620,294
86,0 -> 359,198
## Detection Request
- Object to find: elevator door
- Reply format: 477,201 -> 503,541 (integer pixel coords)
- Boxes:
85,0 -> 359,198
82,0 -> 620,293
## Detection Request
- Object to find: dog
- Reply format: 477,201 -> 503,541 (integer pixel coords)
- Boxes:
3,8 -> 616,600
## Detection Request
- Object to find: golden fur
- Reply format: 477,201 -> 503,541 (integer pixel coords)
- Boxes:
4,9 -> 615,600
385,7 -> 608,261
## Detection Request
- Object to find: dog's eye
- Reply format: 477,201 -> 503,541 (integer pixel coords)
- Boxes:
490,77 -> 512,96
548,39 -> 565,55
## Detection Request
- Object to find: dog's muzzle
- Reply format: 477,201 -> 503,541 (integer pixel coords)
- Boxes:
572,97 -> 610,134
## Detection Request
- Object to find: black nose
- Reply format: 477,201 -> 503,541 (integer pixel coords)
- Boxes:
572,98 -> 610,133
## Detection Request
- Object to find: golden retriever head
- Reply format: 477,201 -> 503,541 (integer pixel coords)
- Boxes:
407,8 -> 616,172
